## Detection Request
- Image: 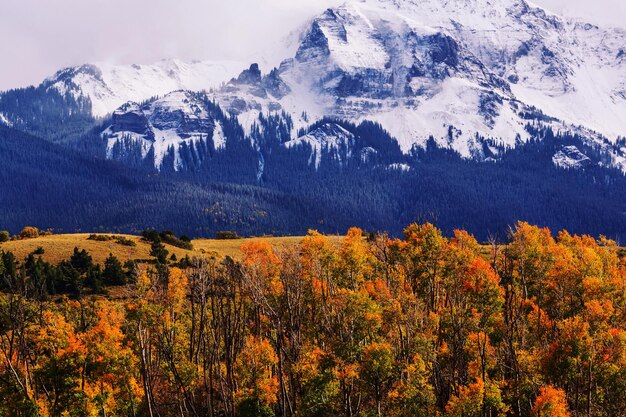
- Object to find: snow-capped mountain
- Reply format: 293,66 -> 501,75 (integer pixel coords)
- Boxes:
201,0 -> 625,157
43,59 -> 244,117
4,0 -> 626,240
4,0 -> 626,173
301,0 -> 623,144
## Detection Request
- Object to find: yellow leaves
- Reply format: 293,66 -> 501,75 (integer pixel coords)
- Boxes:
403,223 -> 445,248
438,341 -> 450,356
336,362 -> 359,382
446,378 -> 508,417
464,258 -> 501,295
78,301 -> 137,416
235,336 -> 279,407
242,240 -> 281,275
543,316 -> 594,377
27,302 -> 140,417
363,279 -> 392,300
446,378 -> 484,415
338,227 -> 374,288
552,231 -> 617,297
559,316 -> 592,349
362,342 -> 393,374
546,244 -> 577,289
137,269 -> 151,290
513,222 -> 555,247
364,311 -> 383,329
585,299 -> 614,326
35,310 -> 85,359
451,229 -> 481,256
532,385 -> 571,417
11,222 -> 626,417
311,277 -> 328,299
525,300 -> 554,337
167,267 -> 188,315
597,327 -> 626,364
302,230 -> 335,260
34,398 -> 50,417
301,229 -> 337,285
83,302 -> 127,363
388,353 -> 437,416
506,222 -> 555,274
466,332 -> 497,380
294,344 -> 326,384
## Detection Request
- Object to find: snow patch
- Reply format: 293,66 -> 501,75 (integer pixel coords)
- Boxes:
212,121 -> 226,150
0,112 -> 12,127
284,123 -> 355,169
388,163 -> 411,172
552,146 -> 592,169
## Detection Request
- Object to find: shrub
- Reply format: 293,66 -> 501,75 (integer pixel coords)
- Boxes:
0,231 -> 10,242
114,236 -> 136,247
142,229 -> 161,242
88,234 -> 113,242
143,229 -> 193,250
216,231 -> 242,240
88,234 -> 136,247
124,260 -> 139,284
19,226 -> 40,239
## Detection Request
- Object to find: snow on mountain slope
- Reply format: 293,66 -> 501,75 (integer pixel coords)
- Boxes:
284,122 -> 355,168
295,0 -> 624,146
214,0 -> 536,154
0,112 -> 11,127
44,59 -> 244,117
552,145 -> 593,170
84,0 -> 626,172
103,91 -> 225,170
203,0 -> 626,157
208,63 -> 327,136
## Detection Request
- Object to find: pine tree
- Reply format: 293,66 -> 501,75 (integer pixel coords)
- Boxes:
102,253 -> 126,286
150,239 -> 169,264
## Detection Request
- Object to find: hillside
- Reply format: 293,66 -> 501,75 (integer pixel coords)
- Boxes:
0,233 -> 345,264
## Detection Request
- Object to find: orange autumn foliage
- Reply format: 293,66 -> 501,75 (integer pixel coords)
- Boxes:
1,221 -> 626,417
532,386 -> 571,417
235,336 -> 279,407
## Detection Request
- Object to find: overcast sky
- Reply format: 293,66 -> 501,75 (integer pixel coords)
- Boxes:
0,0 -> 624,90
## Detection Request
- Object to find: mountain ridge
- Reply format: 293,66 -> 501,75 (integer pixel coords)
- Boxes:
2,0 -> 625,166
1,0 -> 626,239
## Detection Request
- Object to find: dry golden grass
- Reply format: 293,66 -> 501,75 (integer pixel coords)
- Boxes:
0,234 -> 193,265
193,235 -> 345,259
4,232 -> 614,269
0,233 -> 345,265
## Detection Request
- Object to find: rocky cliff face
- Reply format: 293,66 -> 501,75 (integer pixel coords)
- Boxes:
103,91 -> 228,170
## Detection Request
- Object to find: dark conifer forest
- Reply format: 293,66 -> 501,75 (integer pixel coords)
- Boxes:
1,118 -> 626,241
